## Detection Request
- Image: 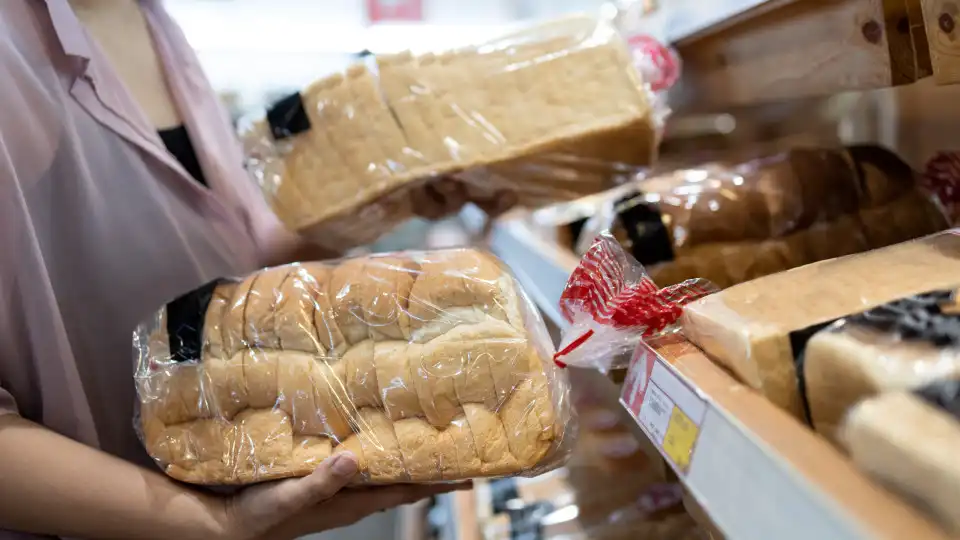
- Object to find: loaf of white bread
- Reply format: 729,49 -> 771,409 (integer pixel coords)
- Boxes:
135,250 -> 568,485
681,230 -> 960,419
842,386 -> 960,534
244,16 -> 655,248
805,290 -> 960,444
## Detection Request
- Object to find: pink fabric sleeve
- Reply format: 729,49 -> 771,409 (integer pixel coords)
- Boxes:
0,22 -> 64,417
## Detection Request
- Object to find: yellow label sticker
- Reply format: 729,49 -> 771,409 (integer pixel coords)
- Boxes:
662,406 -> 699,472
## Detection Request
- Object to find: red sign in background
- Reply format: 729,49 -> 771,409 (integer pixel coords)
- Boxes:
366,0 -> 423,23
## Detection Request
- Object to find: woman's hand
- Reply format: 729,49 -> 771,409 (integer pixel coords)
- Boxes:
217,453 -> 470,540
410,178 -> 518,221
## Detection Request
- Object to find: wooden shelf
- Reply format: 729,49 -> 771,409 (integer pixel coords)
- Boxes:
659,0 -> 932,111
920,0 -> 960,83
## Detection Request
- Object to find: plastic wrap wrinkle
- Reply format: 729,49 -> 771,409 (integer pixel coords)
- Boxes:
134,248 -> 573,485
241,15 -> 659,250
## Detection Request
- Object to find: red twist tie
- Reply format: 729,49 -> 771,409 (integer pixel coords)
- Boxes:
554,233 -> 717,367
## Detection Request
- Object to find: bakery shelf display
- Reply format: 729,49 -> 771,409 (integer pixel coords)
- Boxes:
133,248 -> 572,485
481,215 -> 954,540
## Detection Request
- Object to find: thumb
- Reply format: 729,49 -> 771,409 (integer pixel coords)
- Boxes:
234,452 -> 359,531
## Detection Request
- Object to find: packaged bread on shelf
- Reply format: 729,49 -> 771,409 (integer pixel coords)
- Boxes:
133,249 -> 572,485
681,230 -> 960,419
842,384 -> 960,534
241,15 -> 657,251
805,290 -> 960,443
538,145 -> 947,288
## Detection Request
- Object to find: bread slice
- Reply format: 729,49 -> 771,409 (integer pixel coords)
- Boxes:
806,317 -> 960,444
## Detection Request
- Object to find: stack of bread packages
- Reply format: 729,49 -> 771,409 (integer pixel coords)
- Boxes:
546,145 -> 948,289
680,229 -> 960,419
241,16 -> 661,251
688,242 -> 960,534
133,249 -> 572,485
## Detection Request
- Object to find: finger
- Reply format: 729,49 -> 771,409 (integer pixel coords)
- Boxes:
409,183 -> 443,220
475,189 -> 518,218
431,178 -> 462,197
413,179 -> 469,221
256,452 -> 359,519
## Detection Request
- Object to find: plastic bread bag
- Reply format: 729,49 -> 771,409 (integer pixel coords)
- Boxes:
240,15 -> 659,252
552,231 -> 717,373
803,289 -> 960,444
543,145 -> 948,289
132,248 -> 574,485
841,381 -> 960,534
452,23 -> 677,212
680,230 -> 960,420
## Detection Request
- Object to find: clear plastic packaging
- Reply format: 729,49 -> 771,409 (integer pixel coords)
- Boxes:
241,15 -> 659,251
133,248 -> 573,485
452,19 -> 678,213
540,145 -> 948,289
842,386 -> 960,534
805,290 -> 960,443
553,232 -> 717,373
680,230 -> 960,420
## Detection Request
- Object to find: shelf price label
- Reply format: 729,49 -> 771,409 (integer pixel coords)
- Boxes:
663,407 -> 699,471
621,340 -> 707,474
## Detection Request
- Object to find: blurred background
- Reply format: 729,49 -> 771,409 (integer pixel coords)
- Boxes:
166,0 -> 609,121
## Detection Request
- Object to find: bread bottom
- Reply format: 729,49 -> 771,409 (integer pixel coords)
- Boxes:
143,376 -> 562,486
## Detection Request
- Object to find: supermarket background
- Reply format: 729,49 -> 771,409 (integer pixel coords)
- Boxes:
161,1 -> 960,539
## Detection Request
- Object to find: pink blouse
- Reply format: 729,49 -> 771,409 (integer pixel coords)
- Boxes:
0,2 -> 288,536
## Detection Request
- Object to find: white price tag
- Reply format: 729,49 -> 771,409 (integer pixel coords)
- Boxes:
638,382 -> 674,445
621,339 -> 708,474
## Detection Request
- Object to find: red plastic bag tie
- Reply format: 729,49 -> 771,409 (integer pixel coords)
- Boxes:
554,233 -> 716,368
552,329 -> 594,368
